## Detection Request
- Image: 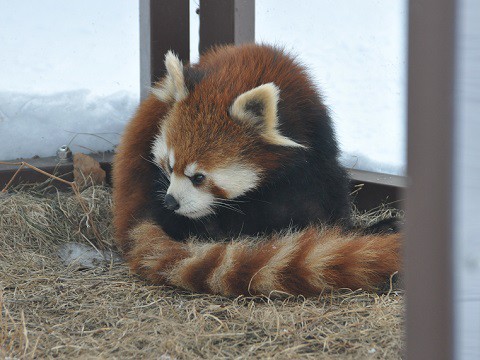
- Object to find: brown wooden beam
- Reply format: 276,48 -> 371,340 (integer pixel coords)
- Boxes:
349,169 -> 405,212
1,157 -> 403,213
0,153 -> 114,190
199,0 -> 255,54
140,0 -> 190,99
406,0 -> 456,358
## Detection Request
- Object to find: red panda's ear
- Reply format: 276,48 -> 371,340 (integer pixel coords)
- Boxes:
229,83 -> 305,148
151,51 -> 188,103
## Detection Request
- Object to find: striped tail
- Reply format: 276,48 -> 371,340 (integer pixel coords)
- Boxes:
127,221 -> 401,296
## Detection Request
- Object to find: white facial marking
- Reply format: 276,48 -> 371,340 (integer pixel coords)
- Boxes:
151,132 -> 168,164
210,164 -> 260,198
184,162 -> 198,177
167,173 -> 214,219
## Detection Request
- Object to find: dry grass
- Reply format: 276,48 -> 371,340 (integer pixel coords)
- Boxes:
0,183 -> 405,359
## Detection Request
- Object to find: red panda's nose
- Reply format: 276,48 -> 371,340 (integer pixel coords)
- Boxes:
164,194 -> 180,211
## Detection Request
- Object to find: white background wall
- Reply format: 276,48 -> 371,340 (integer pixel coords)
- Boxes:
454,0 -> 480,357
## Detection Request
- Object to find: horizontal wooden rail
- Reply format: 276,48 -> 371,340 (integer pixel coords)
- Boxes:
0,153 -> 114,190
349,169 -> 405,211
1,155 -> 404,210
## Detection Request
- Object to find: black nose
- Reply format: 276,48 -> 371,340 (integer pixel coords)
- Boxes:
164,194 -> 180,211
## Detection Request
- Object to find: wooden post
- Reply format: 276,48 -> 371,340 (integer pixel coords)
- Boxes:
199,0 -> 255,55
406,0 -> 456,358
139,0 -> 190,100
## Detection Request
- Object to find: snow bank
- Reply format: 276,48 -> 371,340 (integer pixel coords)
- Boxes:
0,88 -> 404,175
0,90 -> 138,160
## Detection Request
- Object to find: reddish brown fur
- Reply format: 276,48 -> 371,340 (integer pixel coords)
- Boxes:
162,44 -> 320,175
278,228 -> 326,296
321,234 -> 402,289
209,184 -> 229,199
220,240 -> 281,295
113,44 -> 402,296
126,221 -> 401,296
175,244 -> 226,293
113,96 -> 170,253
128,222 -> 191,284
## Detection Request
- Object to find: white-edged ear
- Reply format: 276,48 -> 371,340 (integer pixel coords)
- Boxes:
151,51 -> 188,103
229,83 -> 304,148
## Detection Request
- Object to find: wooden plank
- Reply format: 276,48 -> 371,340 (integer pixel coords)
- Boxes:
139,0 -> 190,99
199,0 -> 254,54
405,0 -> 456,359
0,154 -> 114,189
349,169 -> 405,211
348,169 -> 406,188
139,0 -> 151,100
0,156 -> 402,213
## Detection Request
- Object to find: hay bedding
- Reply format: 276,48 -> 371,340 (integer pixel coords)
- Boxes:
0,182 -> 404,359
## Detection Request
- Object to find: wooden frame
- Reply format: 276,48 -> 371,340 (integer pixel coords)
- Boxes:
140,0 -> 190,100
199,0 -> 255,54
405,0 -> 456,358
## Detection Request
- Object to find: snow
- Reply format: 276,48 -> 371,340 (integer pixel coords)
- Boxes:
0,90 -> 137,160
0,0 -> 139,160
0,0 -> 139,96
1,0 -> 407,175
255,0 -> 407,175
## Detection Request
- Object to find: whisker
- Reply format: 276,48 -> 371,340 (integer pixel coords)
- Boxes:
155,178 -> 170,186
213,198 -> 245,207
219,198 -> 247,204
141,155 -> 158,167
211,200 -> 245,215
142,155 -> 171,179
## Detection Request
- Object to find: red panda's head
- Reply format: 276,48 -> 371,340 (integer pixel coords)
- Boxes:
150,51 -> 305,219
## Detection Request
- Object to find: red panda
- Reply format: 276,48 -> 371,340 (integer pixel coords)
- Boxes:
112,44 -> 401,296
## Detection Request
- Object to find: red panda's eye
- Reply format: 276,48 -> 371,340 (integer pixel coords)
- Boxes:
191,173 -> 205,186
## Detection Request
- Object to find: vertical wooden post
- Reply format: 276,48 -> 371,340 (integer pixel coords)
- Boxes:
139,0 -> 190,100
406,0 -> 456,359
199,0 -> 255,55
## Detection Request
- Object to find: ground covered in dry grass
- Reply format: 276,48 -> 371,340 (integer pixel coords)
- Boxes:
0,183 -> 404,359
